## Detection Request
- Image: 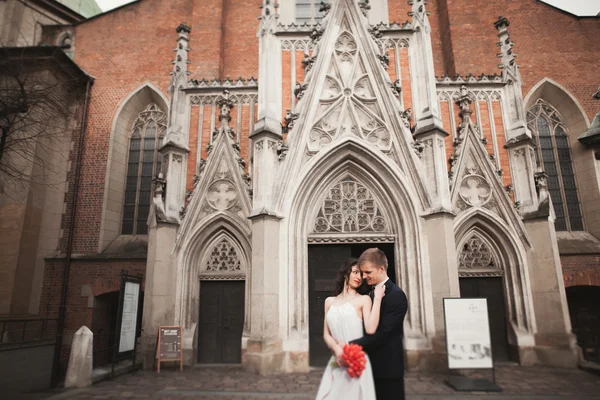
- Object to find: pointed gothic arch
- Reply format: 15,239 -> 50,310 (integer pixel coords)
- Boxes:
524,79 -> 594,233
99,83 -> 169,251
454,208 -> 537,349
282,138 -> 435,351
175,215 -> 251,330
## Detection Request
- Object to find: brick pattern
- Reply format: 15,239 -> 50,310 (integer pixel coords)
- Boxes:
562,255 -> 600,287
429,0 -> 600,121
40,259 -> 145,364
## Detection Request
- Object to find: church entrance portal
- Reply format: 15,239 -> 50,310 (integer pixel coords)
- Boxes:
197,280 -> 245,364
459,277 -> 511,362
308,242 -> 396,366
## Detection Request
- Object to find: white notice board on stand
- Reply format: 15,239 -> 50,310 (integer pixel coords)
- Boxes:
443,298 -> 493,369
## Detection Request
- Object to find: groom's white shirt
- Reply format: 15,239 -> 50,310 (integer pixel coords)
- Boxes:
375,277 -> 389,289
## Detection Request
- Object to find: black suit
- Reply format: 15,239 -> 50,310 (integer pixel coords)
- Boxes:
351,279 -> 408,400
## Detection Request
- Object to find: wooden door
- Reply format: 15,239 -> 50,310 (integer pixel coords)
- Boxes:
308,244 -> 352,366
198,281 -> 245,364
459,277 -> 510,362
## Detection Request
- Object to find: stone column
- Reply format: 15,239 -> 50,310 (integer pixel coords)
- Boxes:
524,213 -> 578,368
420,211 -> 459,370
243,1 -> 285,374
140,220 -> 178,368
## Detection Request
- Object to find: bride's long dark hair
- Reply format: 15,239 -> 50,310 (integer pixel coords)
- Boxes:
332,258 -> 369,296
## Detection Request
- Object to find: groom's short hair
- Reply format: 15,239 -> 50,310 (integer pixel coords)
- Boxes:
357,248 -> 388,269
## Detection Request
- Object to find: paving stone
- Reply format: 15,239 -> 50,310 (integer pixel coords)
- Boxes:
38,365 -> 600,399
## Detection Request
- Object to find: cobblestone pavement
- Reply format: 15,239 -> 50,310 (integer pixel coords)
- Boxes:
26,365 -> 600,400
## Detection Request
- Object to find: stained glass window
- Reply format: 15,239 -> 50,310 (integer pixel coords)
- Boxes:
122,104 -> 166,235
527,99 -> 583,231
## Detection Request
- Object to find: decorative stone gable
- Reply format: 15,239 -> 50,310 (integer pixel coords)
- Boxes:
312,177 -> 387,234
450,86 -> 530,246
279,0 -> 429,197
175,92 -> 251,249
307,20 -> 392,154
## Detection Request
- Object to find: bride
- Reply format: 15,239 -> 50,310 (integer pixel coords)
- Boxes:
315,258 -> 385,400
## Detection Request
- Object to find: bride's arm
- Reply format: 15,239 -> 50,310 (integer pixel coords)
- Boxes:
362,288 -> 384,334
323,297 -> 343,357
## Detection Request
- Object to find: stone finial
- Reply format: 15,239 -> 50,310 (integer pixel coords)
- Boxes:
319,1 -> 331,16
494,16 -> 520,83
258,0 -> 278,36
456,85 -> 473,125
176,22 -> 191,35
216,90 -> 236,140
534,165 -> 549,204
408,0 -> 431,25
358,0 -> 371,17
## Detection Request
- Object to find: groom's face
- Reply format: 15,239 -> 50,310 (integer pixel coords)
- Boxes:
359,262 -> 386,286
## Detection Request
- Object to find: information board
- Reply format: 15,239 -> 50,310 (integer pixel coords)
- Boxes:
118,281 -> 140,353
157,326 -> 182,372
443,298 -> 493,369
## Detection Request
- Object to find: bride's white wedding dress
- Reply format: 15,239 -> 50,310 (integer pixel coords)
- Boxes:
315,302 -> 376,400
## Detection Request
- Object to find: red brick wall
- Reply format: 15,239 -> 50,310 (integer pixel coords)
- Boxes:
562,255 -> 600,287
431,0 -> 600,120
40,259 -> 146,363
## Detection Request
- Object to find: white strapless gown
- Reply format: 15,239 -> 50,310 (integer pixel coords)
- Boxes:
315,302 -> 376,400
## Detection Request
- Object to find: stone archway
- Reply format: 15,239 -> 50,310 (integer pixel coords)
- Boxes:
454,209 -> 537,361
174,216 -> 251,365
281,141 -> 434,369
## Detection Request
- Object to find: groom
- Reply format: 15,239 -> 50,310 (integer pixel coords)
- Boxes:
351,248 -> 408,400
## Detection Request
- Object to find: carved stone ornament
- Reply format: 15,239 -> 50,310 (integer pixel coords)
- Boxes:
205,238 -> 242,272
313,177 -> 387,234
459,236 -> 496,270
308,27 -> 391,153
205,160 -> 239,211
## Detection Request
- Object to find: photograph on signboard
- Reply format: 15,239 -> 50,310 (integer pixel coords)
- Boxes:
118,281 -> 140,353
443,298 -> 493,369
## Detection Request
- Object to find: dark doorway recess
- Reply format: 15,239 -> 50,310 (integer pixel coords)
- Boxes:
308,242 -> 395,367
566,285 -> 600,363
459,277 -> 511,362
197,280 -> 245,364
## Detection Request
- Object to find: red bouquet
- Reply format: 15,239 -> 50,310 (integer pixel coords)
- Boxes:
340,344 -> 366,378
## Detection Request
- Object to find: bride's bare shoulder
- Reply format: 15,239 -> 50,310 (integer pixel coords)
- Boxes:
324,296 -> 337,308
359,294 -> 372,304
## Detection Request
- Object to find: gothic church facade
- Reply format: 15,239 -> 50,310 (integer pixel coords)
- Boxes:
33,0 -> 600,373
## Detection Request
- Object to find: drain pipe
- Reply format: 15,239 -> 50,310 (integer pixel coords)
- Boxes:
51,75 -> 93,387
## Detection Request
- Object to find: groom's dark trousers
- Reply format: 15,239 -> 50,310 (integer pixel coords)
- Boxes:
351,279 -> 408,400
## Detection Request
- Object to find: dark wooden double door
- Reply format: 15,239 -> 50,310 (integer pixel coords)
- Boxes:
459,277 -> 511,362
197,281 -> 245,364
308,243 -> 396,366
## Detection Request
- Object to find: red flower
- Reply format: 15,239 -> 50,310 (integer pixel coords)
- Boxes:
341,344 -> 366,378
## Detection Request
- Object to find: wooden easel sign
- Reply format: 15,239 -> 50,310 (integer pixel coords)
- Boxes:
156,326 -> 183,373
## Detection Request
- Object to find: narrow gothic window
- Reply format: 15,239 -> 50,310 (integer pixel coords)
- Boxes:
122,104 -> 166,235
527,99 -> 583,231
296,0 -> 328,25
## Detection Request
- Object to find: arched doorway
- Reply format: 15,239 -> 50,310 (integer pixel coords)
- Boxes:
566,285 -> 600,363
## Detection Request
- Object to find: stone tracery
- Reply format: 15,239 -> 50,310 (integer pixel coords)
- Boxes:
205,238 -> 242,272
313,177 -> 387,233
